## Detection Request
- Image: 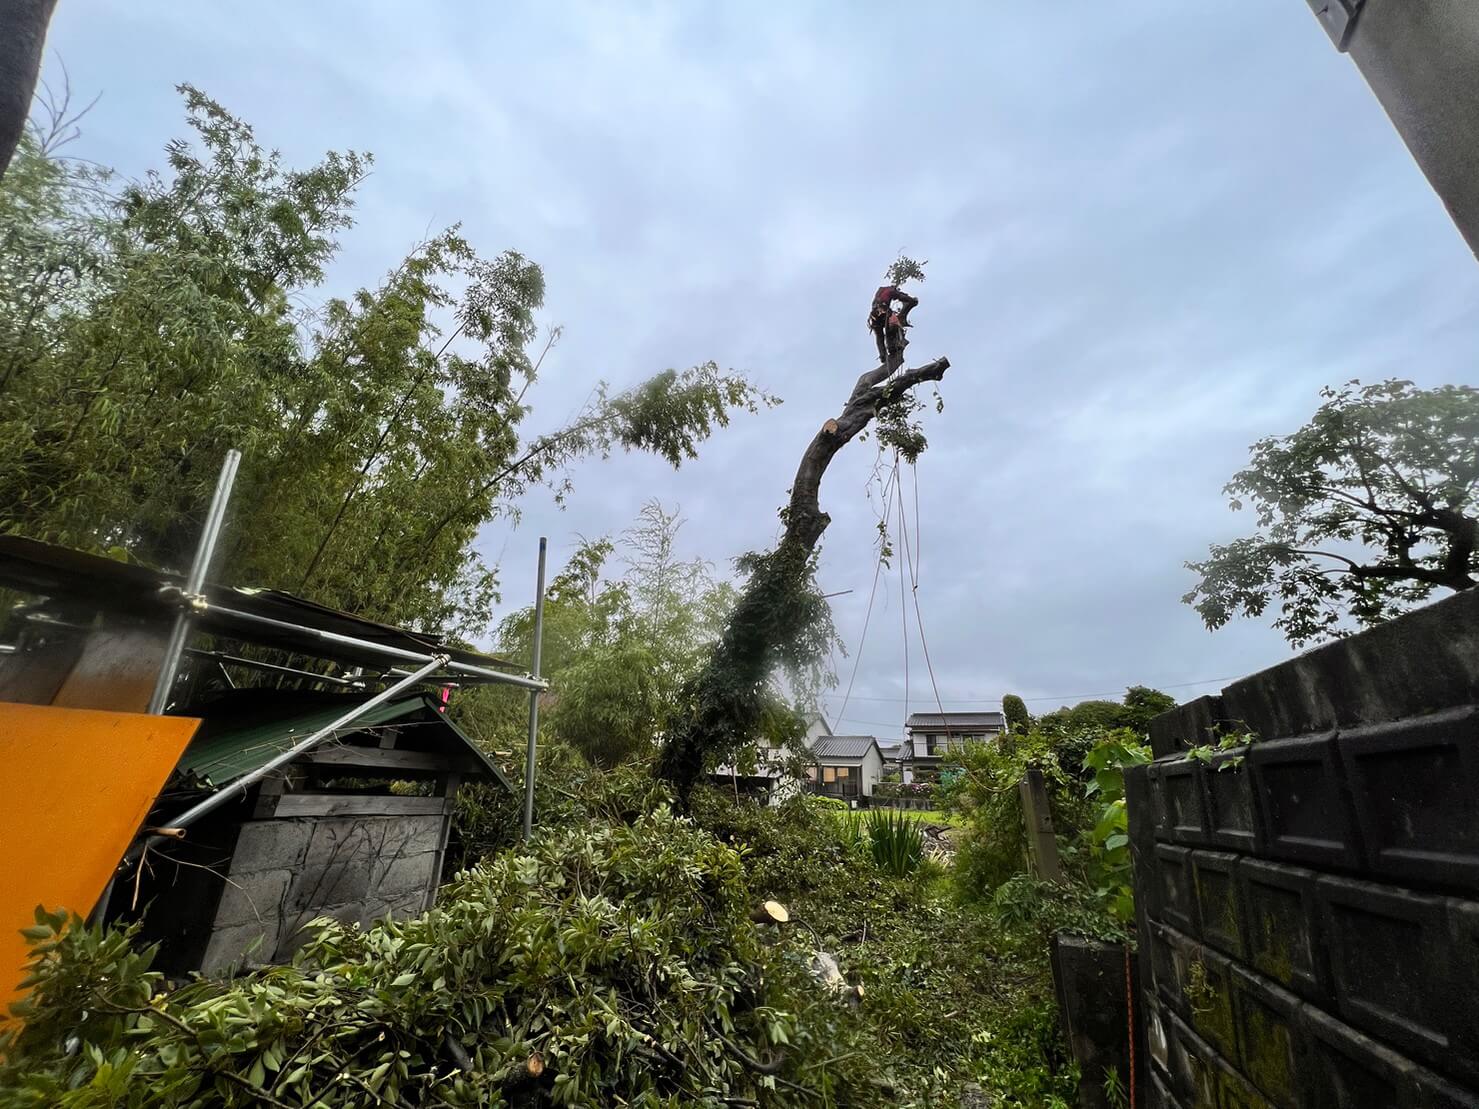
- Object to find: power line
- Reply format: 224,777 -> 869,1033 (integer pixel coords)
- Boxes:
819,675 -> 1240,705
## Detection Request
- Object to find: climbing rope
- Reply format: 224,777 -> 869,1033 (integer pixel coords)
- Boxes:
897,458 -> 955,747
834,461 -> 900,725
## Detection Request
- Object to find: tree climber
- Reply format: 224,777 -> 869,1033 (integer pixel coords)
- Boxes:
867,283 -> 919,364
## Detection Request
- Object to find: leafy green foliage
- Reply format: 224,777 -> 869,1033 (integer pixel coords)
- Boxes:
950,728 -> 1094,897
1002,694 -> 1030,733
884,255 -> 928,288
4,778 -> 1081,1108
655,541 -> 839,798
480,502 -> 740,768
865,808 -> 926,877
1185,379 -> 1479,646
2,806 -> 877,1107
0,90 -> 765,637
1036,686 -> 1176,741
1082,733 -> 1151,923
689,790 -> 1079,1106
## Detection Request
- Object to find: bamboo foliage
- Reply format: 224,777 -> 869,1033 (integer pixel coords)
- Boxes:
0,87 -> 766,636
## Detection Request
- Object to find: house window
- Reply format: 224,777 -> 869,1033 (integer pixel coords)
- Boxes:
823,767 -> 836,783
835,767 -> 849,779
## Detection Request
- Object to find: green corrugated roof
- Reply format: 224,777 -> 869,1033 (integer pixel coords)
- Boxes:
176,694 -> 509,791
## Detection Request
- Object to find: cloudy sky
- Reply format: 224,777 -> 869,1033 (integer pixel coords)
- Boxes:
43,2 -> 1479,740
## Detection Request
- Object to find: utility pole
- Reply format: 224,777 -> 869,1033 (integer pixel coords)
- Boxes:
1301,0 -> 1479,258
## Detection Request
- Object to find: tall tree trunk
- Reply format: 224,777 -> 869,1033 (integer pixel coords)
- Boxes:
656,349 -> 950,799
0,0 -> 58,181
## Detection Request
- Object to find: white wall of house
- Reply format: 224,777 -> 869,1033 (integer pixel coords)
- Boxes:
860,744 -> 883,795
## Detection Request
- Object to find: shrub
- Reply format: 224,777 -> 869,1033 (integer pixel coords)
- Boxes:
1082,732 -> 1151,923
866,808 -> 925,877
0,807 -> 886,1107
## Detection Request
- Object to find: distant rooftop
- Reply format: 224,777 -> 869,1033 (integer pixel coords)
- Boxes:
811,735 -> 880,761
905,711 -> 1005,730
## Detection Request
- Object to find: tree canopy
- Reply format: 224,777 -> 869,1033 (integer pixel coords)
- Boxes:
489,501 -> 738,767
0,87 -> 767,636
1185,380 -> 1479,645
1036,685 -> 1176,737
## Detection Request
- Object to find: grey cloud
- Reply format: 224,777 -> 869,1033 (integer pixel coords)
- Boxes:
45,0 -> 1479,745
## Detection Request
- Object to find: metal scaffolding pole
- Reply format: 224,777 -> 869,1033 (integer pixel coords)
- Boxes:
185,647 -> 365,688
198,602 -> 547,691
147,449 -> 241,714
522,537 -> 548,841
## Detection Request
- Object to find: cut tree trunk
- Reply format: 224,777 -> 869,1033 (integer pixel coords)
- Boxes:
0,0 -> 58,181
783,351 -> 950,551
656,347 -> 950,798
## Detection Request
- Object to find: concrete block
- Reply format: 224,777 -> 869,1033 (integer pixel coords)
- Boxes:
1239,858 -> 1328,1003
1318,875 -> 1453,1070
1338,707 -> 1479,890
1145,993 -> 1170,1078
1443,898 -> 1479,1088
1229,965 -> 1306,1107
385,813 -> 445,858
1186,946 -> 1239,1065
1413,1065 -> 1479,1109
1149,921 -> 1188,1017
1200,749 -> 1261,855
1304,0 -> 1361,52
1249,732 -> 1363,870
1153,760 -> 1208,846
1164,1010 -> 1220,1109
1191,851 -> 1244,961
1214,1057 -> 1273,1109
1149,696 -> 1229,760
230,819 -> 313,873
1147,1065 -> 1181,1109
1302,1002 -> 1423,1109
1156,843 -> 1197,937
199,921 -> 278,977
215,868 -> 291,927
1048,934 -> 1142,1109
1221,588 -> 1479,743
372,850 -> 437,901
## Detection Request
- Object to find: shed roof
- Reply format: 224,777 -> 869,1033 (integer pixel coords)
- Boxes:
0,535 -> 525,678
905,711 -> 1005,730
177,692 -> 512,793
810,735 -> 881,762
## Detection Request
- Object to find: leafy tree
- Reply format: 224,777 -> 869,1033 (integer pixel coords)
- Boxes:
1037,700 -> 1123,733
0,88 -> 766,637
487,501 -> 737,768
1001,693 -> 1030,733
658,256 -> 951,798
1118,685 -> 1176,733
1186,380 -> 1479,645
1039,689 -> 1177,735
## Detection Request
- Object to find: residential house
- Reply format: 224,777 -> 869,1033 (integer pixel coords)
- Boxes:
711,715 -> 886,805
804,736 -> 885,801
711,712 -> 833,802
900,710 -> 1006,782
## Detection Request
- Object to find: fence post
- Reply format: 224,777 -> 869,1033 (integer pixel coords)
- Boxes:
1020,767 -> 1065,884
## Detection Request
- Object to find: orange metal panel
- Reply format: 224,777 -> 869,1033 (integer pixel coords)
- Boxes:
0,702 -> 200,1017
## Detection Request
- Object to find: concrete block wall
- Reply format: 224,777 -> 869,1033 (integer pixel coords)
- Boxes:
200,811 -> 444,974
1129,588 -> 1479,1108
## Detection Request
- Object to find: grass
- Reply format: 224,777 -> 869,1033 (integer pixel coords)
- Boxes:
885,807 -> 964,827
